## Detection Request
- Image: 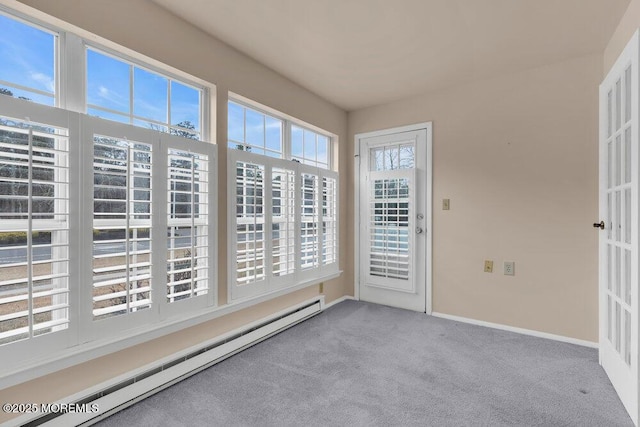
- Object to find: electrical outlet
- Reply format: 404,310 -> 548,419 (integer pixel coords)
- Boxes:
484,260 -> 493,273
443,199 -> 450,210
319,282 -> 324,293
504,261 -> 515,276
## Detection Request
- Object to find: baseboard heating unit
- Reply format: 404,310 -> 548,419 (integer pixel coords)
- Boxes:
13,298 -> 323,427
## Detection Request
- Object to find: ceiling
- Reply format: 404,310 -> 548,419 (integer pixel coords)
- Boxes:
152,0 -> 630,111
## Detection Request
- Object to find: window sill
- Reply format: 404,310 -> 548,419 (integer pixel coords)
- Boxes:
0,270 -> 342,389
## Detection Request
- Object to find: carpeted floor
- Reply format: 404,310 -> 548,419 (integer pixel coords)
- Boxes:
97,300 -> 633,426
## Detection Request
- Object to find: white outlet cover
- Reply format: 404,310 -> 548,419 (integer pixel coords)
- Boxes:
504,261 -> 515,276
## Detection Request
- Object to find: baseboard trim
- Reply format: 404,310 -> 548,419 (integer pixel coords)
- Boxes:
9,298 -> 323,427
322,295 -> 356,310
431,312 -> 598,349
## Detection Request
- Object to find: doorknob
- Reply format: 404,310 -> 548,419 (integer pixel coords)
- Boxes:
416,227 -> 424,234
593,221 -> 605,230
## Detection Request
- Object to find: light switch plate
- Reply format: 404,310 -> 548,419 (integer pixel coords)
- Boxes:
443,199 -> 450,210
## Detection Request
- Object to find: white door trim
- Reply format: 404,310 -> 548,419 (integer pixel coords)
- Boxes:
354,122 -> 433,314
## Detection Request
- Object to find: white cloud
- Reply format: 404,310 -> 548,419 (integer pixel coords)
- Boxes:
29,72 -> 54,93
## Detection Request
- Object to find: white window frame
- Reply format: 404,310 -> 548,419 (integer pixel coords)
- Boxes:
227,100 -> 285,158
228,149 -> 339,301
84,45 -> 207,140
80,115 -> 217,343
291,123 -> 331,169
228,95 -> 334,171
0,95 -> 80,368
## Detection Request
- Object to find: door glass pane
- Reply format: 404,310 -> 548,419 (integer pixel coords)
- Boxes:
616,78 -> 622,131
608,141 -> 613,188
384,147 -> 399,170
625,188 -> 631,244
399,144 -> 415,169
616,190 -> 621,242
616,135 -> 621,186
626,248 -> 632,306
625,127 -> 631,184
608,244 -> 613,291
608,296 -> 613,342
625,310 -> 631,365
371,148 -> 384,171
607,193 -> 612,239
608,90 -> 613,137
369,178 -> 410,280
615,302 -> 621,352
616,246 -> 621,297
625,66 -> 632,124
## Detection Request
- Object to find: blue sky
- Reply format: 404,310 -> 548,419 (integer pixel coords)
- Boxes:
0,13 -> 55,105
87,49 -> 201,131
228,101 -> 327,165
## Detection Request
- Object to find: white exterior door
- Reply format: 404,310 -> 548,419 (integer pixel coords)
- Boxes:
599,29 -> 639,426
357,125 -> 431,312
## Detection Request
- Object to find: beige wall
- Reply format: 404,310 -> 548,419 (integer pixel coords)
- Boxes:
605,0 -> 640,74
348,53 -> 603,342
0,0 -> 350,420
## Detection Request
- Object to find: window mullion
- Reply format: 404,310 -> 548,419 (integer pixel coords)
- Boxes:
294,163 -> 302,278
27,129 -> 34,339
190,155 -> 196,298
125,144 -> 132,313
129,64 -> 134,125
264,165 -> 273,287
167,80 -> 172,131
62,33 -> 86,113
154,139 -> 167,318
284,121 -> 292,161
317,170 -> 323,271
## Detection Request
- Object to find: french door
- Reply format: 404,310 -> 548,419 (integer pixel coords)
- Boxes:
357,124 -> 431,313
599,29 -> 639,426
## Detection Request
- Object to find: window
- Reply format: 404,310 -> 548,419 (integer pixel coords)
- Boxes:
234,161 -> 265,287
83,116 -> 217,339
228,101 -> 283,157
227,97 -> 338,300
0,115 -> 70,346
271,168 -> 296,277
322,176 -> 338,266
86,48 -> 203,139
291,125 -> 330,168
167,149 -> 210,303
228,100 -> 332,169
228,151 -> 338,301
0,12 -> 57,106
300,173 -> 319,270
92,136 -> 153,320
371,144 -> 414,171
0,9 -> 217,371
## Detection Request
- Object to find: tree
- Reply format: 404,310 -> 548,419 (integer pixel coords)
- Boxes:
170,120 -> 198,140
0,88 -> 14,97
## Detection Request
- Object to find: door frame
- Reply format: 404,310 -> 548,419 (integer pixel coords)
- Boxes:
353,122 -> 433,313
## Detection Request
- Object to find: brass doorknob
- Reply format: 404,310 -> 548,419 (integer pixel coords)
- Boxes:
593,221 -> 605,230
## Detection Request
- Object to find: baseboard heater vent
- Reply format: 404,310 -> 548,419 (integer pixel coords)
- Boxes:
20,299 -> 322,427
